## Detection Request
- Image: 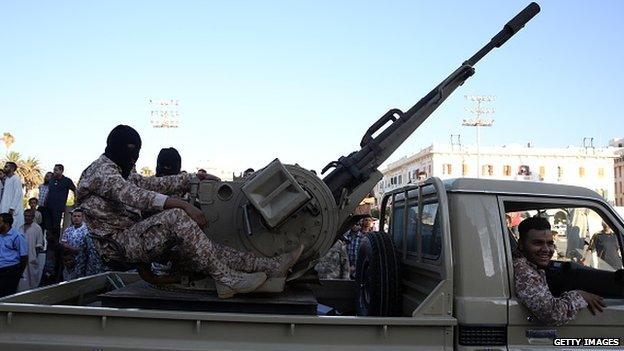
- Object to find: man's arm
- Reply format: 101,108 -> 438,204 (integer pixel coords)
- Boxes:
339,242 -> 350,279
17,234 -> 29,273
163,197 -> 207,228
128,172 -> 194,196
59,228 -> 80,254
19,256 -> 28,273
68,178 -> 77,199
514,259 -> 588,326
8,178 -> 22,214
129,171 -> 219,196
95,168 -> 169,212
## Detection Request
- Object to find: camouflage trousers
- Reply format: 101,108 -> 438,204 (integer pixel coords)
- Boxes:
111,208 -> 280,287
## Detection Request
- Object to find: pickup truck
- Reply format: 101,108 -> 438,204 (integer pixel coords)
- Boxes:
1,177 -> 623,350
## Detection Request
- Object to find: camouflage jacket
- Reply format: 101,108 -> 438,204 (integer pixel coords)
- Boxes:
513,255 -> 587,326
76,155 -> 193,238
315,240 -> 350,280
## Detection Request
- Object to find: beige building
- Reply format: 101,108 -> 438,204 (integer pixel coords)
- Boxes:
376,142 -> 620,205
611,138 -> 624,206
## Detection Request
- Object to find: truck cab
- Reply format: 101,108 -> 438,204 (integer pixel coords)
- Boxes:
372,177 -> 624,349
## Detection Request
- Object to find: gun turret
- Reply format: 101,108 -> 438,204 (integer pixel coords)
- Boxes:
182,3 -> 541,286
322,2 -> 540,204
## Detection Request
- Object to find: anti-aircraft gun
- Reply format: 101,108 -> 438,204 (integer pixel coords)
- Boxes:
162,3 -> 541,292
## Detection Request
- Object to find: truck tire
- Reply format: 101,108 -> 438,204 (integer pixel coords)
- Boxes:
355,232 -> 401,316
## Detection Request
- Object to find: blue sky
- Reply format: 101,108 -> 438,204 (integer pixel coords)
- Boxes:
1,0 -> 622,180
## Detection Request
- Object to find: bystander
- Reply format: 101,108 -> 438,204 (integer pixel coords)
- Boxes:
60,209 -> 104,280
0,213 -> 28,297
0,162 -> 24,231
17,209 -> 45,291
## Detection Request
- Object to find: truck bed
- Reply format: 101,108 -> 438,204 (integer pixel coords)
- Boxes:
0,272 -> 456,350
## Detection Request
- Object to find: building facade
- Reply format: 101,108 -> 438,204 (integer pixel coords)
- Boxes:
375,143 -> 619,205
610,138 -> 624,206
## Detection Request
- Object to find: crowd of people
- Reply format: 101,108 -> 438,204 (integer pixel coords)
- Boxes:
315,214 -> 377,280
1,124 -> 305,299
0,162 -> 106,297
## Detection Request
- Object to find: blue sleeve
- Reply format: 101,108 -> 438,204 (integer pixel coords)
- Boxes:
17,234 -> 28,257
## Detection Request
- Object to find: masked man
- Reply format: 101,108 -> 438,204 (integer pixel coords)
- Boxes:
76,125 -> 303,298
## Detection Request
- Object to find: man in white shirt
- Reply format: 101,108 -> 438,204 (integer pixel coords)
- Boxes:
0,162 -> 24,231
18,209 -> 45,291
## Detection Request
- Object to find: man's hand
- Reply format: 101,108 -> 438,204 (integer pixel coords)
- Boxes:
183,203 -> 207,228
8,209 -> 14,215
164,196 -> 208,228
578,290 -> 605,315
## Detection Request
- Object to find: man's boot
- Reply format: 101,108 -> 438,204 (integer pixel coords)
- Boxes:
267,244 -> 305,278
214,271 -> 267,299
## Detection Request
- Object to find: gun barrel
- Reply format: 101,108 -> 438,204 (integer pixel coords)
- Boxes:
322,3 -> 541,203
466,2 -> 541,66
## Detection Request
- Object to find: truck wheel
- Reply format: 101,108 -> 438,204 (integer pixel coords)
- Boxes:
355,232 -> 401,316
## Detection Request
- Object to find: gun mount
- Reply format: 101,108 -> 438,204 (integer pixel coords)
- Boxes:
175,3 -> 541,284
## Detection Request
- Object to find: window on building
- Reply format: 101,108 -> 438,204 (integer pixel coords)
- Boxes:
398,174 -> 402,185
579,167 -> 585,177
503,165 -> 512,176
539,166 -> 546,178
518,165 -> 531,176
482,164 -> 494,176
598,167 -> 605,178
462,163 -> 469,176
558,166 -> 564,178
443,164 -> 452,175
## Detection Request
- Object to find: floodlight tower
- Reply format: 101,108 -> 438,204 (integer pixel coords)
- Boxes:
462,95 -> 495,178
149,98 -> 180,145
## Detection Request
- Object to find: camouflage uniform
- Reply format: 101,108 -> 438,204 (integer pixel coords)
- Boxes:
315,240 -> 349,280
513,254 -> 587,326
77,155 -> 280,287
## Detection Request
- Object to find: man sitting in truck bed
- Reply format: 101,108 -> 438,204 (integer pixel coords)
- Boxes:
513,217 -> 605,326
76,125 -> 304,298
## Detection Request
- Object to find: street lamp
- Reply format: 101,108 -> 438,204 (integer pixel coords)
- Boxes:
149,98 -> 180,145
462,95 -> 495,178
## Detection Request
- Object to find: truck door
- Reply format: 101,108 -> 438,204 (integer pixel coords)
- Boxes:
500,196 -> 624,350
378,178 -> 456,349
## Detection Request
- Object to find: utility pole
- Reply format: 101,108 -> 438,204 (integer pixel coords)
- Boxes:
462,95 -> 495,178
149,98 -> 180,145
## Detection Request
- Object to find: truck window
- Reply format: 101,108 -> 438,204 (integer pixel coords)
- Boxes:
392,202 -> 405,249
406,204 -> 418,253
382,194 -> 393,233
406,199 -> 442,260
421,203 -> 441,259
506,206 -> 623,271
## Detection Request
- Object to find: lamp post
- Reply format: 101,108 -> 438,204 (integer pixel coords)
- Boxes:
149,98 -> 180,145
462,95 -> 495,178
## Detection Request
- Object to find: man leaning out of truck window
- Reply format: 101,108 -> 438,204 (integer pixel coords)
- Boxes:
513,217 -> 605,326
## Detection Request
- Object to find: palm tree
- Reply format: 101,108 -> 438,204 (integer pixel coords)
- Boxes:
19,157 -> 44,195
140,167 -> 154,177
2,132 -> 15,154
2,151 -> 43,195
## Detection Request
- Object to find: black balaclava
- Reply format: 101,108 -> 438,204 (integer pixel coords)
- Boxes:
155,147 -> 182,177
104,125 -> 142,179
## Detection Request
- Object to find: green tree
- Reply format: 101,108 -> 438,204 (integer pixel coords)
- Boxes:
140,167 -> 154,177
2,151 -> 43,195
1,132 -> 15,154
